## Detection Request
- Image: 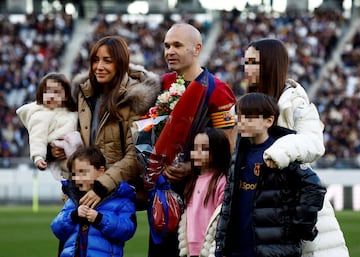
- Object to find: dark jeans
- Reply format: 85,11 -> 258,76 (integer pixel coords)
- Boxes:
148,231 -> 179,257
58,240 -> 65,257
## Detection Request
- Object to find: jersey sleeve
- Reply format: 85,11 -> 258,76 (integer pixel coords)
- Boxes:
208,77 -> 236,129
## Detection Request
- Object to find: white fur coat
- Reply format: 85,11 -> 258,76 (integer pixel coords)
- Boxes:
16,102 -> 79,163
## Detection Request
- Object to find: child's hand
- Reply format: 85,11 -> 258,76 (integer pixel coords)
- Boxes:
85,208 -> 99,223
78,205 -> 89,218
78,205 -> 98,223
36,159 -> 47,170
265,158 -> 278,169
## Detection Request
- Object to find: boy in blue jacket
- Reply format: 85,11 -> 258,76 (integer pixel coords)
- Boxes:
51,146 -> 137,257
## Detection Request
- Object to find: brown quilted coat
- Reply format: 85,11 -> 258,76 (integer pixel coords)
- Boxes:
72,64 -> 161,195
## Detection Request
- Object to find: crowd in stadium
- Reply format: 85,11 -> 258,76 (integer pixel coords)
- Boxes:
0,12 -> 74,165
0,5 -> 359,168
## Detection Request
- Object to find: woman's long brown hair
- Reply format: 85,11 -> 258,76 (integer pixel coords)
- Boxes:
89,35 -> 130,120
246,38 -> 289,101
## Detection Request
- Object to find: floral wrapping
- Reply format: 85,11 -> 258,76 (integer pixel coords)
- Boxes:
133,70 -> 212,189
132,75 -> 187,186
132,75 -> 186,146
133,70 -> 214,246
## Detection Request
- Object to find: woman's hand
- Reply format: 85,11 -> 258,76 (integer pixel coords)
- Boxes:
163,161 -> 191,183
79,190 -> 101,209
51,146 -> 66,160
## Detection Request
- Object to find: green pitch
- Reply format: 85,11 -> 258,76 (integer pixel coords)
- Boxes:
0,206 -> 358,257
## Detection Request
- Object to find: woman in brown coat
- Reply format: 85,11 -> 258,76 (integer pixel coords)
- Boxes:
52,35 -> 161,208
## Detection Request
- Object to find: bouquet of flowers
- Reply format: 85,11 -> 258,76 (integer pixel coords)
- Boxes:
148,75 -> 185,134
150,75 -> 186,116
132,75 -> 186,150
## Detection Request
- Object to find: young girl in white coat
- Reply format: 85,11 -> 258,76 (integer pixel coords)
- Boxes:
178,127 -> 231,257
16,72 -> 82,179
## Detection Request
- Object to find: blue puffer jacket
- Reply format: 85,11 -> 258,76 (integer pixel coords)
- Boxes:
51,181 -> 137,257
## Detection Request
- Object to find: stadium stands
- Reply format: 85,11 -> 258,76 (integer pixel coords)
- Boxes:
0,12 -> 74,166
1,6 -> 359,169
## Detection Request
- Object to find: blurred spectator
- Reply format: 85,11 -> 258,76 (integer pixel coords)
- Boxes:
3,7 -> 360,169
